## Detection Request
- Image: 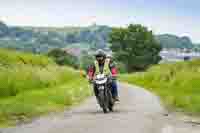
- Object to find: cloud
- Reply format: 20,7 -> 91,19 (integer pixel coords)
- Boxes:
0,0 -> 199,42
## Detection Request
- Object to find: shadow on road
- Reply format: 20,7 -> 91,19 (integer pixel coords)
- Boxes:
70,109 -> 136,116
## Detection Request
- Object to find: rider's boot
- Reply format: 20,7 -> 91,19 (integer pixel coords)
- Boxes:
114,95 -> 120,102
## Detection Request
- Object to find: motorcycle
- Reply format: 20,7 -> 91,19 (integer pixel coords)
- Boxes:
93,74 -> 115,113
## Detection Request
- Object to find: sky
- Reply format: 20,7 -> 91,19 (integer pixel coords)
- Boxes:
0,0 -> 199,43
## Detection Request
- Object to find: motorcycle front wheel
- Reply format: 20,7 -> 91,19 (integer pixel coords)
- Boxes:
99,90 -> 108,113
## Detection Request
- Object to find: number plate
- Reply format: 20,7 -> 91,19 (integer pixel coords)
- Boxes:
98,86 -> 104,90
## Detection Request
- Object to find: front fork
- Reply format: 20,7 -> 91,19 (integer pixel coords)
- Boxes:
94,84 -> 112,107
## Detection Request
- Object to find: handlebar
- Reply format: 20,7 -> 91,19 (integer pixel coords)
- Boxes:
89,75 -> 116,84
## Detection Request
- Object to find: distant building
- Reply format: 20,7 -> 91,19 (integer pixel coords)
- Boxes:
160,49 -> 200,63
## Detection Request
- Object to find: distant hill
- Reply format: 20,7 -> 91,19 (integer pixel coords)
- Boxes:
156,34 -> 194,49
0,21 -> 111,53
0,21 -> 197,53
0,21 -> 9,37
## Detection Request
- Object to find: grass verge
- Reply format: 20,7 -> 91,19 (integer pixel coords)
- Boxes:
0,78 -> 91,127
120,59 -> 200,115
0,48 -> 92,127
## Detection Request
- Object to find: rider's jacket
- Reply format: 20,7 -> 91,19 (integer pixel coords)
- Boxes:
87,58 -> 118,80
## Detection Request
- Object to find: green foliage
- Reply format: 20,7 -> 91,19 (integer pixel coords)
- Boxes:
0,21 -> 111,53
80,52 -> 94,71
193,44 -> 200,52
0,65 -> 77,97
47,48 -> 79,69
0,21 -> 197,54
0,48 -> 76,97
120,59 -> 200,114
0,48 -> 54,66
116,62 -> 127,73
109,24 -> 162,72
0,48 -> 91,127
0,74 -> 91,127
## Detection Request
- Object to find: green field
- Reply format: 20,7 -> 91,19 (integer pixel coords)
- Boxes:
120,60 -> 200,115
0,49 -> 91,127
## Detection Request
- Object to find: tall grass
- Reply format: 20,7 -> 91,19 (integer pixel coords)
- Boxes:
0,48 -> 78,97
0,65 -> 79,97
0,78 -> 91,127
0,48 -> 91,127
120,59 -> 200,115
0,48 -> 54,66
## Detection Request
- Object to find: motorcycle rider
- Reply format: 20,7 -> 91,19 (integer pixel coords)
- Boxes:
87,49 -> 119,101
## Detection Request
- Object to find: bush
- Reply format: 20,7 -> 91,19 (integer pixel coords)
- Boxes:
47,48 -> 79,69
80,52 -> 94,72
116,62 -> 127,73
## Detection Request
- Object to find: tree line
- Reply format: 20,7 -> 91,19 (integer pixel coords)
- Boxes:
47,24 -> 162,72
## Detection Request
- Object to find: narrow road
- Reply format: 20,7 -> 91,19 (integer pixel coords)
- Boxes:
1,83 -> 200,133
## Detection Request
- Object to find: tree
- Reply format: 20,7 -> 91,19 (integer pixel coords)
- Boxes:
109,24 -> 162,72
116,61 -> 127,73
80,52 -> 94,72
47,48 -> 79,68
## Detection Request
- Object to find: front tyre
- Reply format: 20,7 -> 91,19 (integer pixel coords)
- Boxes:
99,90 -> 109,113
98,90 -> 104,108
108,103 -> 113,112
103,108 -> 108,113
108,89 -> 114,112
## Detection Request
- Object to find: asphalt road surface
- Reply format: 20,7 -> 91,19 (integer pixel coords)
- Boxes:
1,83 -> 200,133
